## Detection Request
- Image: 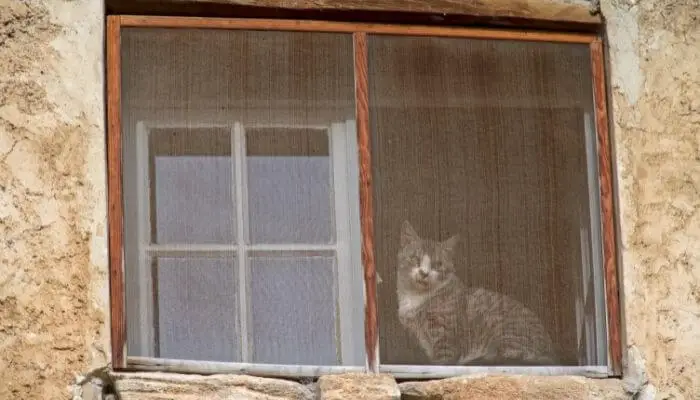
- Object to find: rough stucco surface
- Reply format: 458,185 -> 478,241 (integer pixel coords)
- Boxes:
602,0 -> 700,398
0,0 -> 108,399
318,373 -> 400,400
2,0 -> 700,398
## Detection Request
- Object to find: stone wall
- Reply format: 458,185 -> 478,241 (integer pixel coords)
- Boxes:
82,372 -> 631,400
0,0 -> 699,399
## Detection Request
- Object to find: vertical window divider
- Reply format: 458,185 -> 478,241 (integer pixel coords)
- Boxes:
332,122 -> 354,365
583,112 -> 607,366
590,38 -> 621,375
353,31 -> 379,373
345,118 -> 366,367
135,122 -> 156,357
106,14 -> 126,369
233,122 -> 250,362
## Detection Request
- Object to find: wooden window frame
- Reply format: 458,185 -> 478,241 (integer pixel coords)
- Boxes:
106,15 -> 620,377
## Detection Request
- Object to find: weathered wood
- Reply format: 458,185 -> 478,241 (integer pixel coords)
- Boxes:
110,12 -> 610,376
118,16 -> 596,43
128,356 -> 365,376
108,0 -> 601,30
190,0 -> 598,22
354,32 -> 379,374
383,365 -> 610,379
128,356 -> 609,378
590,38 -> 621,376
107,15 -> 127,369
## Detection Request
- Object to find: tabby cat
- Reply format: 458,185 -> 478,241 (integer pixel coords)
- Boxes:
396,220 -> 558,365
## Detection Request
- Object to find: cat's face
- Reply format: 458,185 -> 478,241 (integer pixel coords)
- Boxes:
397,220 -> 459,292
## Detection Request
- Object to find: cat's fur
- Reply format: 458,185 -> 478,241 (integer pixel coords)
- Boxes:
396,220 -> 558,365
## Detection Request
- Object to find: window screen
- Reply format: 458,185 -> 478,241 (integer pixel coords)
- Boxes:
115,24 -> 609,371
368,35 -> 606,367
120,27 -> 364,366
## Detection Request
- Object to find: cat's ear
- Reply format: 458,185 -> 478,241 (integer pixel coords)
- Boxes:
442,234 -> 460,254
400,220 -> 419,247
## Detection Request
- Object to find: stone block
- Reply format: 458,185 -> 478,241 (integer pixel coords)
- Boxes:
398,375 -> 631,400
318,373 -> 400,400
113,372 -> 314,400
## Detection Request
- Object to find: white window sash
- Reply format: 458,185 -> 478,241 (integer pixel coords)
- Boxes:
133,119 -> 363,366
583,111 -> 608,365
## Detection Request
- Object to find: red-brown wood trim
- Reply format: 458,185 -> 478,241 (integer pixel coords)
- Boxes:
591,38 -> 621,376
354,32 -> 379,373
107,14 -> 611,375
107,15 -> 127,369
117,15 -> 596,44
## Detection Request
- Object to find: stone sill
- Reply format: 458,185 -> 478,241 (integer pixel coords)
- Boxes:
75,371 -> 640,400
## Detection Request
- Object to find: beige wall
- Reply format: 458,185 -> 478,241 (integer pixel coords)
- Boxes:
0,0 -> 698,398
603,0 -> 700,397
0,1 -> 109,398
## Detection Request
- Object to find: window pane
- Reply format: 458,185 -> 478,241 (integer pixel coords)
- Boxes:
246,128 -> 334,244
156,256 -> 239,362
121,27 -> 358,366
369,36 -> 606,366
150,128 -> 234,244
249,255 -> 338,365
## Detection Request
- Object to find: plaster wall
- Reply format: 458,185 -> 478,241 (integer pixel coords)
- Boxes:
0,0 -> 698,398
603,0 -> 700,397
0,1 -> 109,398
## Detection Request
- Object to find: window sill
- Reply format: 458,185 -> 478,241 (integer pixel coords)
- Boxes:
75,370 -> 635,400
126,356 -> 611,379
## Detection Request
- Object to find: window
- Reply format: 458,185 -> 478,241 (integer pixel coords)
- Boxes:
107,16 -> 620,378
126,123 -> 363,366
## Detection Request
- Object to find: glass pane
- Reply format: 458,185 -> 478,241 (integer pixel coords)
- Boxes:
156,256 -> 239,362
369,36 -> 605,366
249,254 -> 338,365
150,128 -> 234,244
246,128 -> 333,244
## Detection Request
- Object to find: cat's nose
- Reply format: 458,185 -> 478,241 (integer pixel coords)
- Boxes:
418,269 -> 429,278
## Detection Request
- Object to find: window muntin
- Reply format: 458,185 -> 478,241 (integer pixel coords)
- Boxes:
109,18 -> 616,376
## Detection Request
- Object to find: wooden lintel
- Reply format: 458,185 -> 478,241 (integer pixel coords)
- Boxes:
108,0 -> 601,31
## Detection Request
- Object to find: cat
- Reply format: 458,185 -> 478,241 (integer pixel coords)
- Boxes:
396,220 -> 559,366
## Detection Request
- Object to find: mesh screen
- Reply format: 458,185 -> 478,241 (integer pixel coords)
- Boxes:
119,26 -> 605,368
121,27 -> 361,365
368,35 -> 606,366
